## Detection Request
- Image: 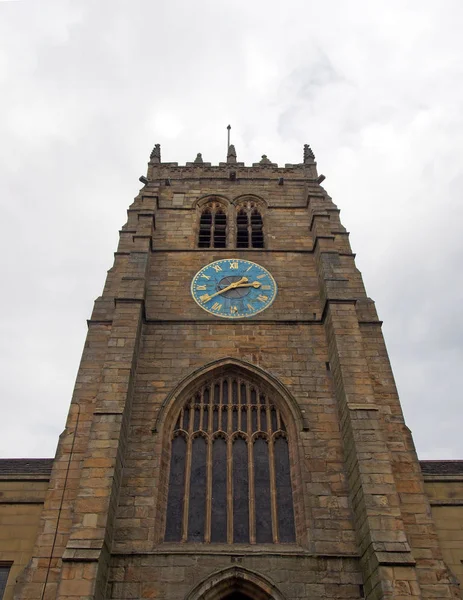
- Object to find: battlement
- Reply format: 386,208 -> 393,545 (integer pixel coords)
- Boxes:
144,143 -> 320,183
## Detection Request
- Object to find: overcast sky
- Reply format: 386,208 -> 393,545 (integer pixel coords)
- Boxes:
0,0 -> 462,460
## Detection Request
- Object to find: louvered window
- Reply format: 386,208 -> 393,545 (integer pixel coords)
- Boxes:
198,202 -> 227,248
236,202 -> 264,249
164,376 -> 295,544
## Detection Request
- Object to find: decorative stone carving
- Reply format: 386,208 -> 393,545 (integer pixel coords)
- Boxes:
150,143 -> 161,162
227,144 -> 237,163
194,153 -> 204,164
259,155 -> 272,165
303,144 -> 315,162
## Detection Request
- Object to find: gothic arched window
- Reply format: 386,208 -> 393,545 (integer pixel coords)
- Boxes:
198,201 -> 227,248
164,376 -> 295,544
236,201 -> 264,248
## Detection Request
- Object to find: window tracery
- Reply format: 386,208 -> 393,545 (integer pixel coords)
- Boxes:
236,200 -> 264,248
164,375 -> 295,544
198,201 -> 227,248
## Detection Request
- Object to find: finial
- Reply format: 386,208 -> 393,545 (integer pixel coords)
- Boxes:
259,154 -> 272,165
150,143 -> 161,163
303,144 -> 315,163
227,144 -> 237,164
194,153 -> 204,164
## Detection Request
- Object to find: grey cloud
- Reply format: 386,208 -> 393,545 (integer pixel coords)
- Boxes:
1,0 -> 463,458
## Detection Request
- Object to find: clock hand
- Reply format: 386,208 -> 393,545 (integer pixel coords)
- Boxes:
204,277 -> 249,301
233,281 -> 261,289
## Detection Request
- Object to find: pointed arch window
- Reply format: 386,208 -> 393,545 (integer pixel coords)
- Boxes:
198,201 -> 227,248
236,201 -> 264,248
164,375 -> 295,544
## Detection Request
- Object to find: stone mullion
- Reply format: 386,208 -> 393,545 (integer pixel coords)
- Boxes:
265,386 -> 279,542
218,379 -> 223,431
276,408 -> 281,431
267,436 -> 279,543
237,379 -> 242,431
199,389 -> 204,432
210,209 -> 215,249
247,209 -> 252,249
181,402 -> 195,542
226,380 -> 233,544
205,435 -> 213,543
246,384 -> 256,544
266,397 -> 272,437
208,388 -> 214,433
205,388 -> 214,543
227,204 -> 234,249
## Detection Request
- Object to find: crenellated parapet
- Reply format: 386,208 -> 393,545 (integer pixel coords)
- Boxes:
144,143 -> 321,183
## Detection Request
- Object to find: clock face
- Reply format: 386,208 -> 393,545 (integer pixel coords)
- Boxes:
191,259 -> 277,319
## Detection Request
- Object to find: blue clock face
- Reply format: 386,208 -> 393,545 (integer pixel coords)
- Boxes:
191,259 -> 277,319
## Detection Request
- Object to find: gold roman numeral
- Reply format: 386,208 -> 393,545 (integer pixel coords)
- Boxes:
201,274 -> 211,280
212,302 -> 222,311
197,285 -> 207,290
247,303 -> 254,311
257,274 -> 266,279
200,294 -> 211,302
213,265 -> 222,273
229,261 -> 239,269
261,285 -> 271,290
257,295 -> 268,302
246,265 -> 253,272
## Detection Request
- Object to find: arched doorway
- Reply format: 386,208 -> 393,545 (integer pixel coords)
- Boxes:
185,566 -> 286,600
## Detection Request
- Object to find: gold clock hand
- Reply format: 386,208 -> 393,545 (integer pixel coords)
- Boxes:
203,277 -> 248,301
234,281 -> 261,289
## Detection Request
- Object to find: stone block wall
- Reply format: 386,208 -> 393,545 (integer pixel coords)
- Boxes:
0,460 -> 51,600
7,150 -> 463,600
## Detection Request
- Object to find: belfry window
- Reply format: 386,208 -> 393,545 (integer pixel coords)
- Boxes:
236,202 -> 264,248
198,202 -> 227,248
164,376 -> 296,544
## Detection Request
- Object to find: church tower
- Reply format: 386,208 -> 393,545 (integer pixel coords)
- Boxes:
14,143 -> 460,600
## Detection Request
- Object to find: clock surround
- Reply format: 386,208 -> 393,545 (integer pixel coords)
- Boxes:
191,258 -> 277,319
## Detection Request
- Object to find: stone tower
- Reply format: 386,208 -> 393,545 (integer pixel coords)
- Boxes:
14,143 -> 460,600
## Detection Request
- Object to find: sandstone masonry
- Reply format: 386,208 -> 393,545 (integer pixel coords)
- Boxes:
8,144 -> 462,600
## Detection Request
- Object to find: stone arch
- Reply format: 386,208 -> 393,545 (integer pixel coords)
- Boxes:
195,194 -> 231,209
153,357 -> 307,435
185,566 -> 287,600
195,196 -> 232,248
153,357 -> 309,545
233,196 -> 267,249
232,193 -> 268,208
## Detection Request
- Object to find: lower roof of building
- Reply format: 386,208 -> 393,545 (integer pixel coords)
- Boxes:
1,458 -> 463,477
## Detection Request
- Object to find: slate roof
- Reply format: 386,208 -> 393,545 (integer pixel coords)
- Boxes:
419,460 -> 463,476
0,458 -> 462,477
0,458 -> 54,475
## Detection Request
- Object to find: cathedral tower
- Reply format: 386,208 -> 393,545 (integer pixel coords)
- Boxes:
14,143 -> 460,600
